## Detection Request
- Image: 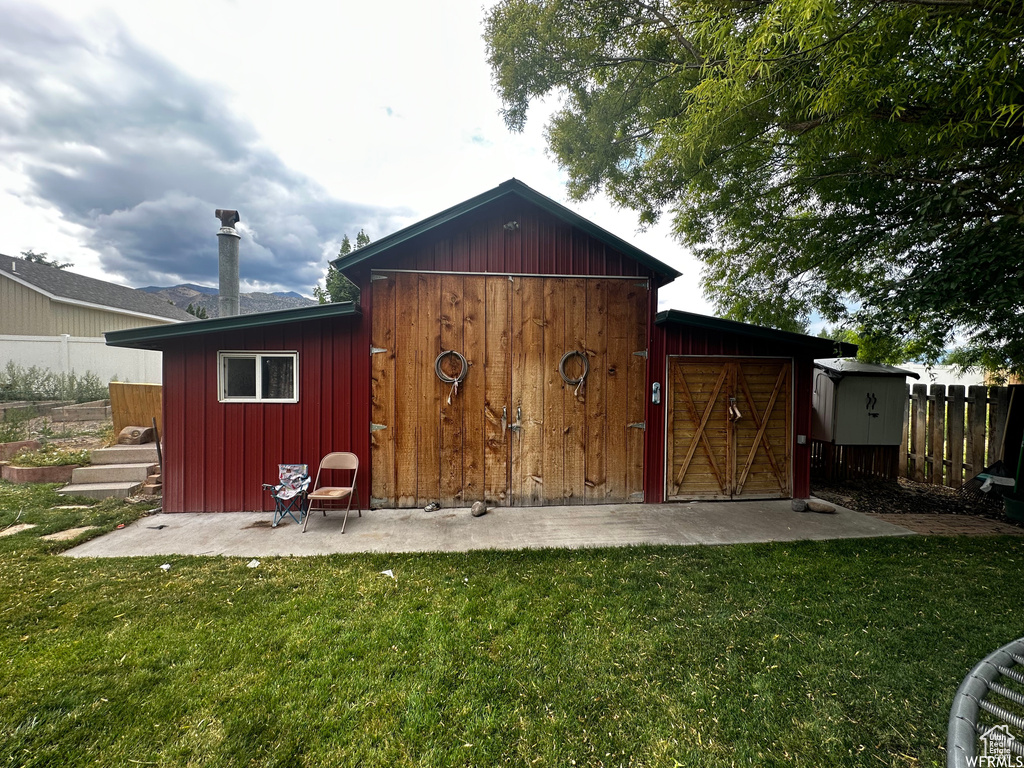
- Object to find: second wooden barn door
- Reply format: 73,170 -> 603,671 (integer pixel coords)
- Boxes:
509,276 -> 647,506
370,272 -> 647,507
665,357 -> 792,500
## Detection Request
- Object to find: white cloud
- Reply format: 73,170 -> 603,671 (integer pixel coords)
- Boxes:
0,0 -> 709,312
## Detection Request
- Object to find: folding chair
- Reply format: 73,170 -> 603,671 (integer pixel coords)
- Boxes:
303,452 -> 360,533
262,464 -> 309,527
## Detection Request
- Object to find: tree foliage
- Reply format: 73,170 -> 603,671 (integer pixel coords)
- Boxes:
485,0 -> 1024,374
21,249 -> 71,270
314,230 -> 368,304
185,303 -> 208,319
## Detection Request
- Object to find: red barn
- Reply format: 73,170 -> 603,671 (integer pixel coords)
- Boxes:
107,179 -> 853,513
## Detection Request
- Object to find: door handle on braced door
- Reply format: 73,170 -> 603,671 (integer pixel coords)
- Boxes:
509,406 -> 522,433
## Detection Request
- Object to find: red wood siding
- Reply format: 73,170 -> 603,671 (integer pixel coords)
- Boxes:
161,314 -> 369,512
645,325 -> 816,502
348,197 -> 660,282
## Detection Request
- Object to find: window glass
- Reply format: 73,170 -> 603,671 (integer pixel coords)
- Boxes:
218,352 -> 298,402
224,356 -> 257,398
262,356 -> 295,400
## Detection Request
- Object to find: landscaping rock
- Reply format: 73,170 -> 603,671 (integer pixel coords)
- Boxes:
807,500 -> 837,514
0,440 -> 41,461
117,426 -> 155,445
471,501 -> 487,517
791,498 -> 808,512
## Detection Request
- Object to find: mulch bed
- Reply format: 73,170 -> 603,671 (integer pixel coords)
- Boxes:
811,475 -> 1017,523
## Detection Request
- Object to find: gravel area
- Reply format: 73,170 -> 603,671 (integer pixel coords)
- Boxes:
812,475 -> 1017,524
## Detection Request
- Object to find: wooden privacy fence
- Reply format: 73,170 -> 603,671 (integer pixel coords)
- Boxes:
108,382 -> 162,437
900,384 -> 1015,488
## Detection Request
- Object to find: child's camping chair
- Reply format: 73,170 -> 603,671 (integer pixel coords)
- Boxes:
262,464 -> 310,527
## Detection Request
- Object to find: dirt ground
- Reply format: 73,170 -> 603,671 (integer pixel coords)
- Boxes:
811,474 -> 1017,523
23,415 -> 112,451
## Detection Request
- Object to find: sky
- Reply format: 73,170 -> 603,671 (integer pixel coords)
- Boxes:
0,0 -> 710,312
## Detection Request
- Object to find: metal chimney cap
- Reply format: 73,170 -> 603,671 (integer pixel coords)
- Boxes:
215,209 -> 240,227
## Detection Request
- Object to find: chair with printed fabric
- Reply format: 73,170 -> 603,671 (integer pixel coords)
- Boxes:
262,464 -> 310,527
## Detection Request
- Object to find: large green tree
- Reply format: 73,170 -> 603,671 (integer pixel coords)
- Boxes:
314,230 -> 369,304
485,0 -> 1024,374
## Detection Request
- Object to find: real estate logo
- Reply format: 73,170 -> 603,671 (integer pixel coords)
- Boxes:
966,724 -> 1023,767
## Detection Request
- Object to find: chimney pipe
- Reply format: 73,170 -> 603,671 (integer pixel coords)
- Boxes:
215,209 -> 240,317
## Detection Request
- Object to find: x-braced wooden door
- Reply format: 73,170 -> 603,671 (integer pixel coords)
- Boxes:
665,357 -> 792,500
370,271 -> 648,508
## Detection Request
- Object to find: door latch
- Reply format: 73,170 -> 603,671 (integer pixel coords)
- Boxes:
510,406 -> 523,432
728,396 -> 743,422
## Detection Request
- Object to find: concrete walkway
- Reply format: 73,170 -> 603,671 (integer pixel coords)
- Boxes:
63,499 -> 913,558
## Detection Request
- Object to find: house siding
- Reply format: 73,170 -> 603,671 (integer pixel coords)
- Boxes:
1,273 -> 178,337
161,314 -> 369,513
0,276 -> 55,335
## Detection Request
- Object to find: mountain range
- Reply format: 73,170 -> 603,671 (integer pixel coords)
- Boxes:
139,283 -> 317,318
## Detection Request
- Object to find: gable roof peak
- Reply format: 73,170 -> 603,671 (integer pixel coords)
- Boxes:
332,179 -> 681,281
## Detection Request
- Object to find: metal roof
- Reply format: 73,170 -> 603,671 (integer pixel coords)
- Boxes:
0,255 -> 193,323
655,309 -> 859,357
105,301 -> 361,350
332,178 -> 682,281
814,358 -> 921,380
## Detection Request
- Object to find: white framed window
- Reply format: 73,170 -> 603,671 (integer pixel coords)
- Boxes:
218,351 -> 298,403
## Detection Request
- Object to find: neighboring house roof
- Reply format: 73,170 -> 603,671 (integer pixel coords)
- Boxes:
332,178 -> 683,282
0,255 -> 193,323
814,358 -> 921,380
656,309 -> 858,358
105,301 -> 361,350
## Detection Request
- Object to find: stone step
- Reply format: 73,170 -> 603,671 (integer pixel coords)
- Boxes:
140,483 -> 163,495
90,445 -> 160,465
58,481 -> 142,500
71,463 -> 157,484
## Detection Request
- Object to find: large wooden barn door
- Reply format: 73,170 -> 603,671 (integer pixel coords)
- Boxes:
509,277 -> 647,506
665,358 -> 792,500
371,272 -> 647,508
371,272 -> 510,508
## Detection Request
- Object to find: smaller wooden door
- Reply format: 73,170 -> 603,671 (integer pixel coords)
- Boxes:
666,357 -> 792,500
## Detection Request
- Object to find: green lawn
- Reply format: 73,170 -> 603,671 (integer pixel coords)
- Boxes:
1,482 -> 1021,767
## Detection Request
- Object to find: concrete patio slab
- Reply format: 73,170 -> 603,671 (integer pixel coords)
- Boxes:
63,498 -> 913,558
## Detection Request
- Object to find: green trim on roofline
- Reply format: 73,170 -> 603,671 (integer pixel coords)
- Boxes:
655,309 -> 858,358
332,178 -> 682,281
105,302 -> 361,350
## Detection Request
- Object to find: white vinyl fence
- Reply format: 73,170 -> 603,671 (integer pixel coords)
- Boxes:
0,334 -> 162,384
